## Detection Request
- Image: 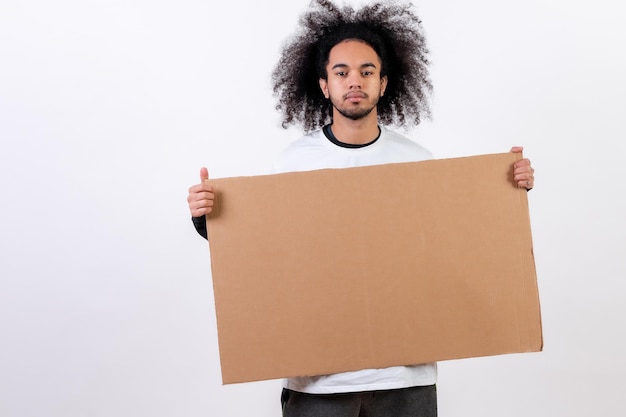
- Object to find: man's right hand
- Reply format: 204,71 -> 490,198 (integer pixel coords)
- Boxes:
187,167 -> 214,217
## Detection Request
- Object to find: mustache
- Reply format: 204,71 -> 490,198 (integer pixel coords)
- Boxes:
343,91 -> 368,100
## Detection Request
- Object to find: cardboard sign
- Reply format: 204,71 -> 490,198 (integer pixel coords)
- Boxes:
206,152 -> 542,384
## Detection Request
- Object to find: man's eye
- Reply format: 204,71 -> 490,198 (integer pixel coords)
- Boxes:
362,71 -> 373,76
336,71 -> 346,76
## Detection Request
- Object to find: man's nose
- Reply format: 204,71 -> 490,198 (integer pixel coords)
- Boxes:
347,73 -> 362,89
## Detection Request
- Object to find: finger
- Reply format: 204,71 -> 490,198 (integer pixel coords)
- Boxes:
513,158 -> 532,171
190,197 -> 215,216
514,177 -> 533,189
514,173 -> 534,189
521,180 -> 533,190
510,146 -> 524,153
188,189 -> 215,204
192,206 -> 211,217
200,167 -> 209,181
190,197 -> 215,210
514,159 -> 534,174
188,183 -> 213,194
514,170 -> 534,182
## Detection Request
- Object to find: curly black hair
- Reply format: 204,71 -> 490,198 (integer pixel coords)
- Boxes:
272,0 -> 432,132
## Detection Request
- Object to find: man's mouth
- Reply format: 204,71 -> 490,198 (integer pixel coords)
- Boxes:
344,92 -> 367,102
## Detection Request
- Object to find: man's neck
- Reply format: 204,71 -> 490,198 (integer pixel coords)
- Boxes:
329,113 -> 380,145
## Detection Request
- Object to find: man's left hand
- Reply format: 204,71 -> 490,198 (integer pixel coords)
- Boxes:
510,146 -> 535,190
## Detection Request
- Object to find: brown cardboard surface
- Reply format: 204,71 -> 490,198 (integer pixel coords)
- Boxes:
206,152 -> 542,384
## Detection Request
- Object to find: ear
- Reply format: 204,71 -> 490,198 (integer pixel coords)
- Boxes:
380,75 -> 388,97
319,78 -> 329,99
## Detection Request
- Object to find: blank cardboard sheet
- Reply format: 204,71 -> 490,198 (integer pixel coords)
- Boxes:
206,152 -> 542,384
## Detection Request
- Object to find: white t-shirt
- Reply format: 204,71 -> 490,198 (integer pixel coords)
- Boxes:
274,126 -> 433,173
274,126 -> 438,394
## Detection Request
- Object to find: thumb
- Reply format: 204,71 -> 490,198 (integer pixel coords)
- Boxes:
510,146 -> 524,153
199,167 -> 209,181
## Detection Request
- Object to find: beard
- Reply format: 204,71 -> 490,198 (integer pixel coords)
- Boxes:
330,93 -> 380,121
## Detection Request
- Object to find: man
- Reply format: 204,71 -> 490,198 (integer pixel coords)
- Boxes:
187,1 -> 535,416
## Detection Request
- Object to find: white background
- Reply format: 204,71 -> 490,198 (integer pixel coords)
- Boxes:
1,0 -> 625,416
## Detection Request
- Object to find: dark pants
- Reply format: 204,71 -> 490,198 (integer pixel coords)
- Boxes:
281,385 -> 437,417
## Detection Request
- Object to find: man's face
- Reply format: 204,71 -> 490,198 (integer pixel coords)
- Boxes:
319,39 -> 388,121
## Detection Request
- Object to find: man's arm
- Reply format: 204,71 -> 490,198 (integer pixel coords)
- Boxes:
192,215 -> 208,239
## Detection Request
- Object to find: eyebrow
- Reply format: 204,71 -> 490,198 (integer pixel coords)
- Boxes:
331,62 -> 378,70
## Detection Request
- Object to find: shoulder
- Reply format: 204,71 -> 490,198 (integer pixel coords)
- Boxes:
279,130 -> 325,154
272,130 -> 328,173
379,128 -> 434,161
